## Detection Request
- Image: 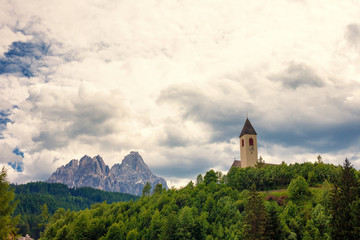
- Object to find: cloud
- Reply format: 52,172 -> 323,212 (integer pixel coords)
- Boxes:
0,40 -> 50,77
0,109 -> 12,139
259,121 -> 360,153
345,23 -> 360,49
158,82 -> 250,143
1,0 -> 360,188
268,62 -> 324,89
158,68 -> 360,157
20,83 -> 130,151
0,26 -> 31,57
149,141 -> 238,180
0,142 -> 24,171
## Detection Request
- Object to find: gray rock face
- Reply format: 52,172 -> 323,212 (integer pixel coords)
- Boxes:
47,152 -> 167,195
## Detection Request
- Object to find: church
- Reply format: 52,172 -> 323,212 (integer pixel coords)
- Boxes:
231,118 -> 258,168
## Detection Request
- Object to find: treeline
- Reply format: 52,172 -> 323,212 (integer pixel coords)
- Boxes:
12,182 -> 139,239
39,160 -> 360,240
227,161 -> 342,191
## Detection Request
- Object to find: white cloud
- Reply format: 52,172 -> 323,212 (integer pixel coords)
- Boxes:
1,0 -> 360,187
0,26 -> 31,57
0,142 -> 22,165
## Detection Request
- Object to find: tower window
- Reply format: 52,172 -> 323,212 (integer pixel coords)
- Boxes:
249,138 -> 254,146
242,139 -> 244,147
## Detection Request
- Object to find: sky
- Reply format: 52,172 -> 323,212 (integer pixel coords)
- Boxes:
1,0 -> 360,188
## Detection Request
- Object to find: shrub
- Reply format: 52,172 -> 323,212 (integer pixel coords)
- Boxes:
287,176 -> 311,199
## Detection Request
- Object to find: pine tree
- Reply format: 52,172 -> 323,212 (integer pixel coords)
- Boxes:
243,184 -> 268,240
0,167 -> 19,239
142,182 -> 151,197
265,201 -> 283,240
330,158 -> 360,240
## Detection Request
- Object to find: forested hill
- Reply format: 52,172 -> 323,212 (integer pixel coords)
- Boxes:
40,160 -> 360,240
12,182 -> 139,239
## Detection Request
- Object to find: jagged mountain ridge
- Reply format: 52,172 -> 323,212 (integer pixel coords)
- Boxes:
47,151 -> 167,196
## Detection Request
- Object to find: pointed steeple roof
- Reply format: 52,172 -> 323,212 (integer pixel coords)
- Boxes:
239,118 -> 257,137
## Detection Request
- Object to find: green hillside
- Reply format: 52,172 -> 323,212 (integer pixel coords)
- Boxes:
38,160 -> 360,240
12,182 -> 139,239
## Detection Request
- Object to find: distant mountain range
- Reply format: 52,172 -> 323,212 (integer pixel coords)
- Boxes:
47,151 -> 167,196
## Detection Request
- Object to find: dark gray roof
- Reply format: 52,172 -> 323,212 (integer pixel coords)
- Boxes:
239,118 -> 257,137
231,160 -> 241,168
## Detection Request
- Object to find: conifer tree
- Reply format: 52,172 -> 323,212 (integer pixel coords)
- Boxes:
243,184 -> 268,240
38,203 -> 50,230
330,158 -> 360,240
142,182 -> 151,197
0,167 -> 19,239
265,201 -> 283,240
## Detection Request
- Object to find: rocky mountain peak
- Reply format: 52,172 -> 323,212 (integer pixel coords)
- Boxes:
47,152 -> 167,195
67,159 -> 79,168
118,151 -> 148,172
78,155 -> 109,176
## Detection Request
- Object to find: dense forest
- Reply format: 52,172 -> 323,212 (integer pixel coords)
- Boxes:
2,159 -> 360,239
12,182 -> 139,239
38,159 -> 360,240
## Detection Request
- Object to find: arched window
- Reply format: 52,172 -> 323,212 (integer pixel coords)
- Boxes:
249,138 -> 254,146
241,139 -> 244,147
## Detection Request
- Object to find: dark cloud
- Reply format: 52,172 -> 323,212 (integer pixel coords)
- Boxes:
160,126 -> 190,147
255,119 -> 360,154
32,131 -> 67,150
0,40 -> 50,77
29,87 -> 128,151
345,23 -> 360,48
65,101 -> 120,138
268,63 -> 324,89
158,86 -> 249,144
158,81 -> 360,156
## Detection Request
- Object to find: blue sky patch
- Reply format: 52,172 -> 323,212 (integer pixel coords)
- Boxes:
7,161 -> 24,172
0,41 -> 50,77
6,148 -> 25,172
0,110 -> 11,139
13,147 -> 24,158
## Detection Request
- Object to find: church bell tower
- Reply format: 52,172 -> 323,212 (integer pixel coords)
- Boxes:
239,118 -> 258,168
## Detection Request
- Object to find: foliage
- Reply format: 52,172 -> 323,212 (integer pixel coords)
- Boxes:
255,156 -> 266,168
142,182 -> 151,197
330,158 -> 360,240
0,167 -> 19,239
287,176 -> 311,200
39,161 -> 355,240
243,185 -> 268,240
12,181 -> 138,239
303,204 -> 331,240
228,161 -> 341,191
204,170 -> 218,185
